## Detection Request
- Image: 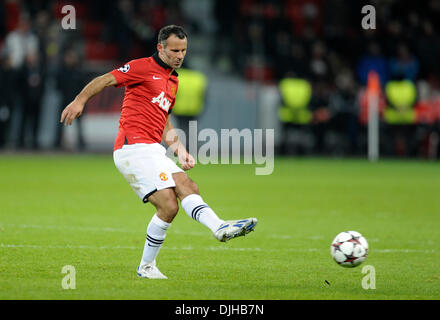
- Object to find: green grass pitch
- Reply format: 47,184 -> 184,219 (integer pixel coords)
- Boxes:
0,154 -> 439,299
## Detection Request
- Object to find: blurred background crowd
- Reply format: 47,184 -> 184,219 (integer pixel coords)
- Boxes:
0,0 -> 439,158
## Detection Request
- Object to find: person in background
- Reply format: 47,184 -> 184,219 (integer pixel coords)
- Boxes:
18,51 -> 45,149
1,13 -> 39,148
389,43 -> 419,82
0,56 -> 12,148
55,48 -> 86,150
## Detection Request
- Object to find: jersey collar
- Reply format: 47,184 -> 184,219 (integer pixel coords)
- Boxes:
152,52 -> 179,77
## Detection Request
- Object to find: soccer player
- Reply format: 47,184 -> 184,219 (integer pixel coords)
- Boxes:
60,25 -> 258,279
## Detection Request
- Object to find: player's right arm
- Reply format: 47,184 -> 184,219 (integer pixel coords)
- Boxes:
60,72 -> 117,126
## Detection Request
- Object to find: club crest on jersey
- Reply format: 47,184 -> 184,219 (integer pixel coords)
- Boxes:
152,91 -> 171,112
159,172 -> 168,181
118,64 -> 130,73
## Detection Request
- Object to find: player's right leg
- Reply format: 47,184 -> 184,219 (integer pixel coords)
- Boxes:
136,188 -> 179,279
113,143 -> 180,279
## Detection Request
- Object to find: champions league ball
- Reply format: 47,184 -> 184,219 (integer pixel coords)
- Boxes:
331,231 -> 369,268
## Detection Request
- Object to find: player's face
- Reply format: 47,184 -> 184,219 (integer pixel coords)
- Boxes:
158,35 -> 187,69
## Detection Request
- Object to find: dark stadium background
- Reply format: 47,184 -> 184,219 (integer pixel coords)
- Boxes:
0,0 -> 439,159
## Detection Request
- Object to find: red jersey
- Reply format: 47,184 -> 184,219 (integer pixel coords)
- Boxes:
110,53 -> 179,151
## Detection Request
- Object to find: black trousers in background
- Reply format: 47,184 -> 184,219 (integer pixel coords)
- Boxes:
18,100 -> 42,149
54,99 -> 85,150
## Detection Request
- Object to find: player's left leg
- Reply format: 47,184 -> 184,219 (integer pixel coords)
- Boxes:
173,172 -> 258,242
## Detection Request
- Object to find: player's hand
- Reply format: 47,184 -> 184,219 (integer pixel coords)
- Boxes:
60,100 -> 85,126
178,151 -> 195,171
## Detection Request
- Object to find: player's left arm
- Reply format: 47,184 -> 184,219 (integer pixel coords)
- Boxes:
162,116 -> 195,170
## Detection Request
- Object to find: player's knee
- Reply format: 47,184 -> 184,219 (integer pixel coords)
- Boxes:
163,198 -> 179,217
157,199 -> 179,223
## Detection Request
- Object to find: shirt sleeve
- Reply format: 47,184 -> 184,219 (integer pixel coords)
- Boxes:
109,59 -> 146,88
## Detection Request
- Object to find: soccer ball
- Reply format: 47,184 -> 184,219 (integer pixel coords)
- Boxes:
331,231 -> 369,268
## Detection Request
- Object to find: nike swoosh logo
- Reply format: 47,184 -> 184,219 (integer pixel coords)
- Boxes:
153,76 -> 161,80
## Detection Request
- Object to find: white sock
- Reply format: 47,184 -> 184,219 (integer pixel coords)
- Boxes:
181,194 -> 224,233
140,213 -> 170,266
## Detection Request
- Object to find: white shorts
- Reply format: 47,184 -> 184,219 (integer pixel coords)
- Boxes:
113,143 -> 184,203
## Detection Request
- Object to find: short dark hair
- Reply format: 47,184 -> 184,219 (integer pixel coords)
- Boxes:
158,25 -> 187,46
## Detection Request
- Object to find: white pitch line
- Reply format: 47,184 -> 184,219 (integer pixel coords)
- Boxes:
0,223 -> 327,239
374,249 -> 437,253
0,243 -> 436,254
1,223 -> 209,236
